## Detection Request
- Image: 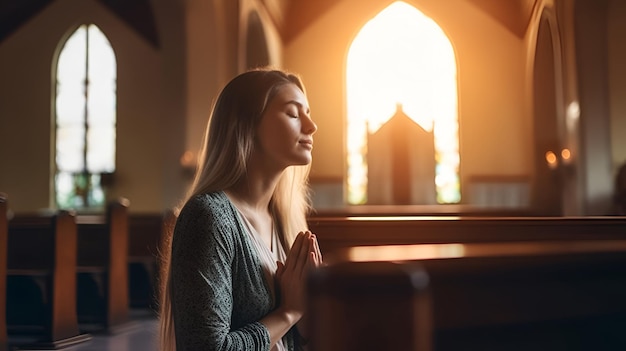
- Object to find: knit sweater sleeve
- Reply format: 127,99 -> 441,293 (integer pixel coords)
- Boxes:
170,193 -> 271,351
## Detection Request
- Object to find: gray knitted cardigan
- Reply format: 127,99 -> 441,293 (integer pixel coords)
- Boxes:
170,192 -> 298,350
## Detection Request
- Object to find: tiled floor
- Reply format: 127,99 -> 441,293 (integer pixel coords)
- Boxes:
66,319 -> 158,351
9,310 -> 159,351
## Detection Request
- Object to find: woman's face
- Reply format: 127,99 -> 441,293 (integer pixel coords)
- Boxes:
255,83 -> 317,169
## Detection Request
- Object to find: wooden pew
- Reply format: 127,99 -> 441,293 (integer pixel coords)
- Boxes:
76,198 -> 130,333
307,260 -> 432,351
0,194 -> 7,350
128,210 -> 175,309
311,204 -> 535,217
309,240 -> 626,351
6,209 -> 90,349
308,216 -> 626,258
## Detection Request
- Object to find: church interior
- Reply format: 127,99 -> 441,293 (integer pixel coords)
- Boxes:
1,0 -> 626,350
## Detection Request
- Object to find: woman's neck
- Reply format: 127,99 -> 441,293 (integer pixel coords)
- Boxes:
226,187 -> 271,214
226,172 -> 281,250
226,170 -> 281,213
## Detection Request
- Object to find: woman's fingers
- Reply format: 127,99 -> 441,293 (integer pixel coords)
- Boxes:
276,231 -> 325,314
276,261 -> 285,278
285,230 -> 323,274
285,232 -> 305,267
310,233 -> 323,266
294,232 -> 313,274
308,251 -> 318,268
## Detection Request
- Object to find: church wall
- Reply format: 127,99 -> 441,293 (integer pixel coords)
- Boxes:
153,0 -> 187,211
608,0 -> 626,172
0,0 -> 187,213
2,0 -> 620,213
184,0 -> 221,169
574,0 -> 614,214
239,0 -> 284,69
284,0 -> 528,206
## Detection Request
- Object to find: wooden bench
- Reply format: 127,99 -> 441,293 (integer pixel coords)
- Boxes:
308,240 -> 626,351
311,204 -> 535,217
128,210 -> 175,309
6,208 -> 90,349
307,216 -> 626,258
308,260 -> 431,351
76,198 -> 130,333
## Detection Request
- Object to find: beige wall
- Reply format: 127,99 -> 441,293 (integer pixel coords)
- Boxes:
284,0 -> 529,202
0,0 -> 187,213
185,0 -> 220,160
608,0 -> 626,171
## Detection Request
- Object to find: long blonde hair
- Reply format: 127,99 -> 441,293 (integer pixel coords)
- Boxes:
159,68 -> 312,350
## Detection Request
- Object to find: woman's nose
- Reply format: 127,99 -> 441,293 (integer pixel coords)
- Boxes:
304,115 -> 317,135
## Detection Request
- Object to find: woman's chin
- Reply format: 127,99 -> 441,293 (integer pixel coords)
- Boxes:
290,155 -> 313,166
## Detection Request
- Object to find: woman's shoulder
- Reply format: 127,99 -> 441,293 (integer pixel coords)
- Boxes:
177,191 -> 234,225
181,190 -> 231,212
173,191 -> 240,246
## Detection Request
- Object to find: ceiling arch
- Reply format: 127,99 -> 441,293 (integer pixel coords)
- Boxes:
0,0 -> 159,47
280,0 -> 539,43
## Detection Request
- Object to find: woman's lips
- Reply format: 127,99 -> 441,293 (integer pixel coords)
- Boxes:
299,139 -> 313,149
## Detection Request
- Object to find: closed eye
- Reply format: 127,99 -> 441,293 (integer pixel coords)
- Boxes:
284,100 -> 310,118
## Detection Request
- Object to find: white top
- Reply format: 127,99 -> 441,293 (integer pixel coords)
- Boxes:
236,209 -> 287,351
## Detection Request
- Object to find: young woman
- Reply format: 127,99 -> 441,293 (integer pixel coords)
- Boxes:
159,68 -> 322,350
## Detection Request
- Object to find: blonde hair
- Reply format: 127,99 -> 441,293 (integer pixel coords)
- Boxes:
159,68 -> 312,350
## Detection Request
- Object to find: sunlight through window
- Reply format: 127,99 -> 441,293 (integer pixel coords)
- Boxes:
55,24 -> 116,209
346,1 -> 460,204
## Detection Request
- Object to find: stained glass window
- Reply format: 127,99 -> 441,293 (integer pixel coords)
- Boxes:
55,24 -> 116,209
346,1 -> 460,204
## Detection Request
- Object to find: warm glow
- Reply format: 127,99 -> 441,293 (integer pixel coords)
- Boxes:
346,216 -> 460,221
566,101 -> 579,132
180,150 -> 196,167
346,1 -> 460,204
348,243 -> 466,262
545,151 -> 558,169
561,148 -> 571,161
346,240 -> 626,262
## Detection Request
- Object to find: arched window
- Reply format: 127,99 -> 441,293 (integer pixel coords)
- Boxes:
346,1 -> 460,204
54,24 -> 116,209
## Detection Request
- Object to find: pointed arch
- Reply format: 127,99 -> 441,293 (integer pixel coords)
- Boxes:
346,1 -> 460,204
245,10 -> 270,69
54,24 -> 117,209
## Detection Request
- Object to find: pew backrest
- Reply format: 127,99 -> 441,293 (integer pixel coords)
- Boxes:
308,261 -> 431,351
7,209 -> 81,343
77,198 -> 130,331
308,216 -> 626,258
128,210 -> 175,262
8,211 -> 77,275
316,240 -> 626,351
76,198 -> 129,269
128,210 -> 175,304
76,198 -> 130,329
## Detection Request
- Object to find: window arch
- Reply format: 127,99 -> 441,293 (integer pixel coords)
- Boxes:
54,24 -> 116,209
346,1 -> 460,204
